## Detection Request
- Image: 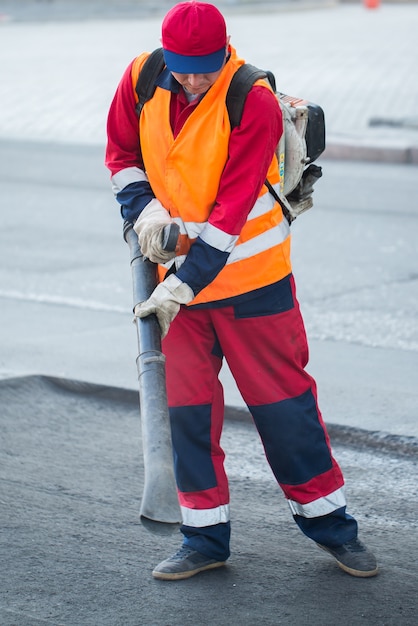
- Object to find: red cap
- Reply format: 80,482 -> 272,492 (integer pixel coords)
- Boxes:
162,1 -> 227,74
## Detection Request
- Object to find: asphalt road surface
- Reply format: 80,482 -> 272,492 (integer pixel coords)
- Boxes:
0,375 -> 417,626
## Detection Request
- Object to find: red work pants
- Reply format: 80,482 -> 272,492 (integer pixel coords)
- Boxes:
162,275 -> 351,560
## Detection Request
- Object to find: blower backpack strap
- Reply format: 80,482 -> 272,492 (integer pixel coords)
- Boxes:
226,63 -> 325,222
225,64 -> 292,224
226,64 -> 271,128
134,47 -> 166,116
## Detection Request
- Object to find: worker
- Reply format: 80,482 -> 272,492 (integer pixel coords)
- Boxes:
105,1 -> 378,581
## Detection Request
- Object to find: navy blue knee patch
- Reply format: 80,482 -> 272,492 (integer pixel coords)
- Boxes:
250,389 -> 332,485
170,404 -> 217,493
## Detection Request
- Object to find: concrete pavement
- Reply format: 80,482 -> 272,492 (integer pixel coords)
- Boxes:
0,2 -> 417,160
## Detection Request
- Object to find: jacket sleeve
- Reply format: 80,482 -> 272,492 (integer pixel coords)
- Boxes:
105,60 -> 155,224
176,84 -> 283,296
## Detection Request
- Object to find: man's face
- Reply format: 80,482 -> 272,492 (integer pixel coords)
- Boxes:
171,68 -> 224,95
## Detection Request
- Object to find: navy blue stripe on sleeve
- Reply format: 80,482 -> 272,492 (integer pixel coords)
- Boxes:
116,181 -> 155,224
176,237 -> 229,296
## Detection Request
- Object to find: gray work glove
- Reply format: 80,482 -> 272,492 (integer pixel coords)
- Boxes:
134,274 -> 194,338
133,198 -> 177,264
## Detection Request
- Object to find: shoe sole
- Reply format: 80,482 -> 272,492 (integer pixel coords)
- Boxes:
152,560 -> 226,581
335,561 -> 379,578
317,544 -> 379,578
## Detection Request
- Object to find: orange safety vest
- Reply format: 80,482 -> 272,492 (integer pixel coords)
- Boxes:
131,47 -> 292,305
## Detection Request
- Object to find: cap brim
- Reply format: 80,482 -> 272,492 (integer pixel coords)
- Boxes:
163,47 -> 225,74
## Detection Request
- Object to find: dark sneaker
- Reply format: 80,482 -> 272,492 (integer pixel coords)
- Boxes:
316,537 -> 378,577
152,545 -> 226,581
